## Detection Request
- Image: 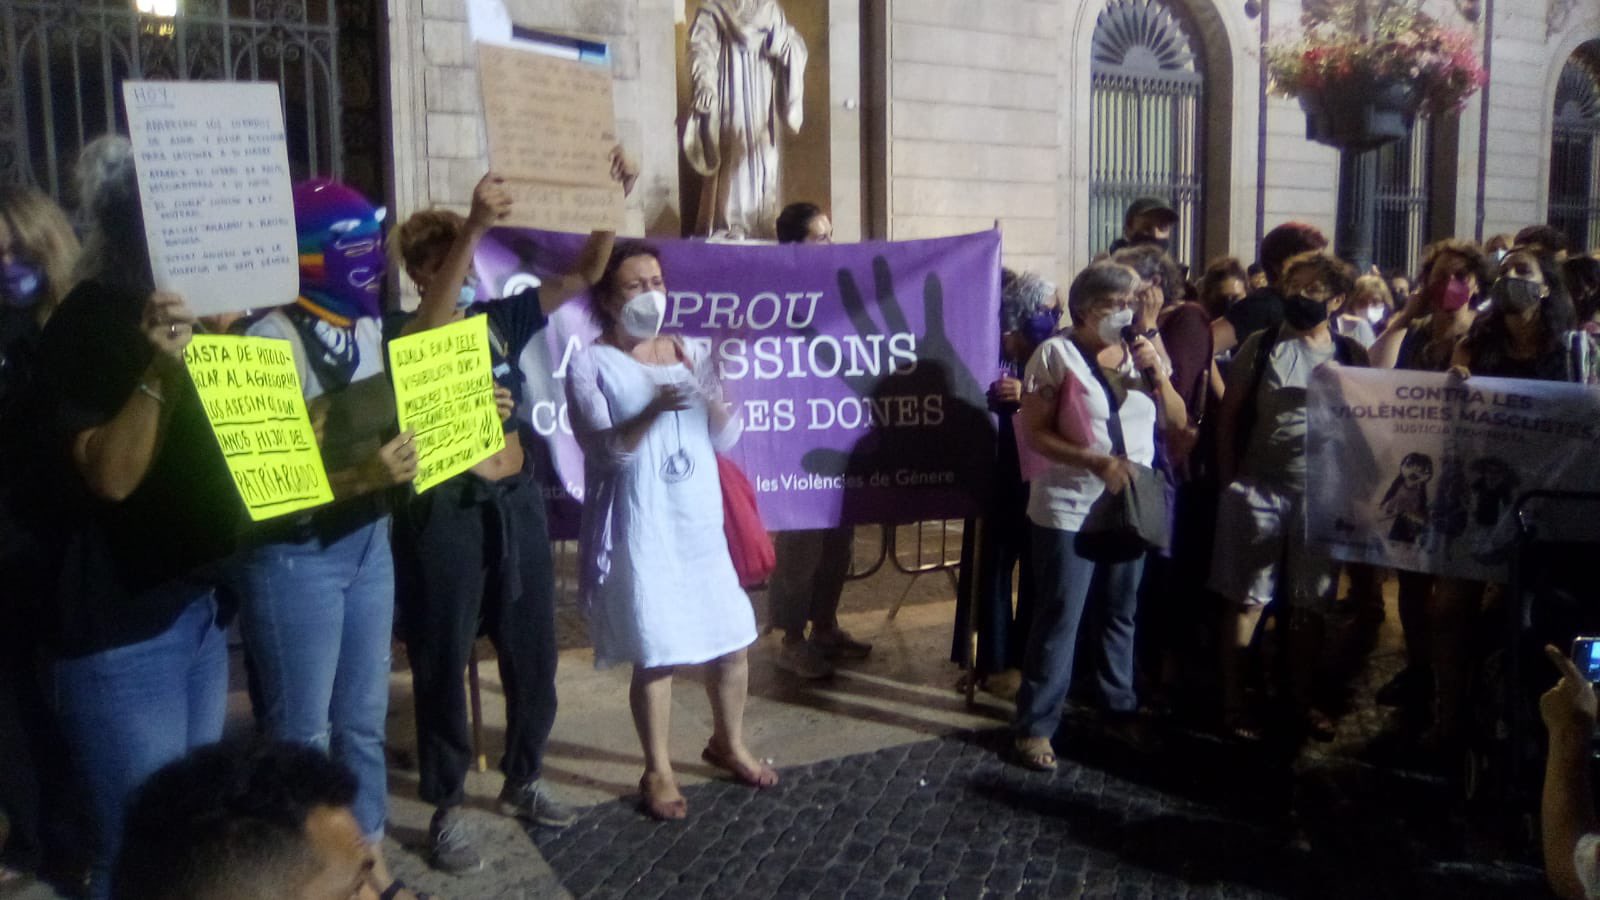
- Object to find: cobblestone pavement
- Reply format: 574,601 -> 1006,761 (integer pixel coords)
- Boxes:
532,721 -> 1544,900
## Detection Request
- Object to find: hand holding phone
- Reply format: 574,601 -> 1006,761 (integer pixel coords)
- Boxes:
1542,643 -> 1600,739
1574,637 -> 1600,683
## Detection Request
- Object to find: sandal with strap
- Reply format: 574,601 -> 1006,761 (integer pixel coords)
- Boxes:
701,743 -> 779,788
378,879 -> 434,900
638,772 -> 688,821
1012,736 -> 1057,772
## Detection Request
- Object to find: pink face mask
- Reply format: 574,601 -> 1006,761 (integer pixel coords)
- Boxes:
1428,275 -> 1472,313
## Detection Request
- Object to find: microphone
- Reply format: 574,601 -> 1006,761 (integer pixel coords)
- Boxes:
1122,325 -> 1161,392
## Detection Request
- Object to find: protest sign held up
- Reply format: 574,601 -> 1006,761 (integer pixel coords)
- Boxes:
389,314 -> 506,493
123,80 -> 299,317
1307,366 -> 1600,581
477,42 -> 624,232
183,335 -> 334,520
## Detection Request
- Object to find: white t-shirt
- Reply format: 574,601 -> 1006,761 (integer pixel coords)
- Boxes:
1021,335 -> 1157,532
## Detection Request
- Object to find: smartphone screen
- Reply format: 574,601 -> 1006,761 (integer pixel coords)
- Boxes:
1574,637 -> 1600,683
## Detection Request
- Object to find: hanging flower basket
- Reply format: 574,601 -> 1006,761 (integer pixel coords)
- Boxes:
1267,2 -> 1485,150
1298,79 -> 1420,151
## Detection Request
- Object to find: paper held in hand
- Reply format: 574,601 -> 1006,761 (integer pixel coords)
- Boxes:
477,41 -> 624,232
389,315 -> 507,493
184,335 -> 334,521
123,80 -> 299,318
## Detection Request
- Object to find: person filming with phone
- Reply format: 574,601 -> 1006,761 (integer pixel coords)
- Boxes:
1541,641 -> 1600,899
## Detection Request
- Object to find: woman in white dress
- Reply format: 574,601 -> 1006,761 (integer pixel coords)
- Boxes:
566,242 -> 777,820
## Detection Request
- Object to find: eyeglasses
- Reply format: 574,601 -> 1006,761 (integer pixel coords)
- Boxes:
1090,293 -> 1137,313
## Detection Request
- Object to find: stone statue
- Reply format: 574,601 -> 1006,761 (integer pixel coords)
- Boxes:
682,0 -> 807,239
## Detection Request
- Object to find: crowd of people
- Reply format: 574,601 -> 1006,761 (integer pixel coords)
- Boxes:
944,198 -> 1600,894
3,136 -> 1600,899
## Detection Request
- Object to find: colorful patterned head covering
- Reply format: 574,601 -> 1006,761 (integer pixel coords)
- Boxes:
293,179 -> 386,322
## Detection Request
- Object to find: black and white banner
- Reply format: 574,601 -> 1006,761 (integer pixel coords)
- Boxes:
1307,367 -> 1600,581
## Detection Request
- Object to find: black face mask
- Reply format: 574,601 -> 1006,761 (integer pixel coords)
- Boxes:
1489,276 -> 1543,315
1282,293 -> 1329,331
1130,234 -> 1171,254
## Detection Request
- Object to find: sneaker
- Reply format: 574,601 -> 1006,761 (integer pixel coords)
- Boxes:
427,806 -> 482,874
498,778 -> 578,828
810,626 -> 872,660
775,640 -> 834,679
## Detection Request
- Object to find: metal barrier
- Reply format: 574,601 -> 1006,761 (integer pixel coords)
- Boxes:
885,518 -> 966,621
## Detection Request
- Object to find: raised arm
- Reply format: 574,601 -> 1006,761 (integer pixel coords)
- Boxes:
404,173 -> 511,337
71,291 -> 193,501
1371,290 -> 1429,369
1541,645 -> 1599,900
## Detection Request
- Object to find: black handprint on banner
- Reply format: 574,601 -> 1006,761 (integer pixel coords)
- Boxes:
801,256 -> 995,522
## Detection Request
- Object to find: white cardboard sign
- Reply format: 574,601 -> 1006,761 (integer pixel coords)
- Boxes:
123,80 -> 298,317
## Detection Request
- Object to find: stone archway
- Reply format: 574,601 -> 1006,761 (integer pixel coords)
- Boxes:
1059,0 -> 1258,273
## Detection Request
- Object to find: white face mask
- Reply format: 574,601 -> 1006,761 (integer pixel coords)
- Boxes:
1098,308 -> 1134,345
619,289 -> 667,340
1364,305 -> 1385,324
456,283 -> 477,310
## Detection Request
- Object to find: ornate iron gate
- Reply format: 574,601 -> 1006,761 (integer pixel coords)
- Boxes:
1373,117 -> 1431,278
0,0 -> 342,199
1088,0 -> 1206,268
1550,49 -> 1600,253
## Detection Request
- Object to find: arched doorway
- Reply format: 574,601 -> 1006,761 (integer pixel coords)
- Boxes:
1549,43 -> 1600,251
1088,0 -> 1206,267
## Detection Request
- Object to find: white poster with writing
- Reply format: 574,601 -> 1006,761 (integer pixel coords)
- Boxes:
1306,367 -> 1600,582
123,80 -> 298,317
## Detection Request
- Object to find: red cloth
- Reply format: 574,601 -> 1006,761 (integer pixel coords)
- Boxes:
717,454 -> 775,588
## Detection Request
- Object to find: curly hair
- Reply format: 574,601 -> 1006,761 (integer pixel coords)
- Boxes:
1281,250 -> 1355,299
999,270 -> 1057,332
389,207 -> 465,278
1110,244 -> 1182,306
1418,239 -> 1494,290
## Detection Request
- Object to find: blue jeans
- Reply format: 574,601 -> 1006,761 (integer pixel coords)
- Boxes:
237,517 -> 394,839
1014,524 -> 1144,740
52,590 -> 228,900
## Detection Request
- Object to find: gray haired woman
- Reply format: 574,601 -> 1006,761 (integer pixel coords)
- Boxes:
1010,261 -> 1185,771
953,268 -> 1059,697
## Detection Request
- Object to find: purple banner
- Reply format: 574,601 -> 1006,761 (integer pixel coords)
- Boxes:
475,228 -> 1002,535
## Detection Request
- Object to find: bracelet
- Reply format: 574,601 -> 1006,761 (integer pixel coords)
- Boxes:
137,382 -> 165,405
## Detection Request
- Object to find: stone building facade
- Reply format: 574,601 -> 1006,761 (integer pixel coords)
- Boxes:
4,0 -> 1599,285
380,0 -> 1600,285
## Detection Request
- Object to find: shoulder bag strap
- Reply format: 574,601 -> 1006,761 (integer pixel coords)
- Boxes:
1072,338 -> 1126,457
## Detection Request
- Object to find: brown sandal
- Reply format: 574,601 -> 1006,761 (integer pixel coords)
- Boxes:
701,743 -> 779,788
638,772 -> 687,821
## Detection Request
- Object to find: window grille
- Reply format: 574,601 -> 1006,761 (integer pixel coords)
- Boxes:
1550,49 -> 1600,253
0,0 -> 342,199
1373,117 -> 1431,278
1088,0 -> 1205,268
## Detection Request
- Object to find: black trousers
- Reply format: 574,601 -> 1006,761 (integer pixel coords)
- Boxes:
769,527 -> 854,638
395,470 -> 557,808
